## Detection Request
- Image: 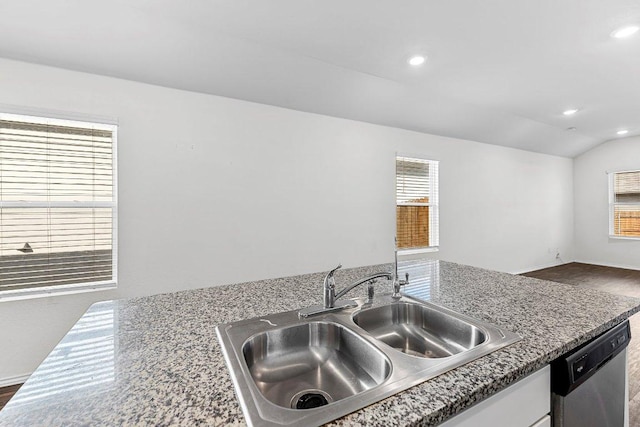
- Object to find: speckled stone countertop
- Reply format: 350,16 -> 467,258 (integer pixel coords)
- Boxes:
2,260 -> 640,426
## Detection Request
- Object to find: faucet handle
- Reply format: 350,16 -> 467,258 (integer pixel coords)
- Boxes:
323,264 -> 342,292
323,264 -> 342,309
328,263 -> 342,276
324,263 -> 342,289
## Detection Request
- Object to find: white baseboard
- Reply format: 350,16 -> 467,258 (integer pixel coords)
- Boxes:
0,373 -> 31,388
510,259 -> 574,275
573,259 -> 640,272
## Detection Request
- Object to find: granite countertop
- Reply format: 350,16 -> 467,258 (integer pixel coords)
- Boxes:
2,260 -> 640,426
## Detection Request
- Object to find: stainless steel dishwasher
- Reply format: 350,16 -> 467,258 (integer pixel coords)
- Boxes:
551,320 -> 631,427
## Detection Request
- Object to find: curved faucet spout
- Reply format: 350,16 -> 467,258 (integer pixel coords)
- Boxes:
334,272 -> 393,301
299,255 -> 409,318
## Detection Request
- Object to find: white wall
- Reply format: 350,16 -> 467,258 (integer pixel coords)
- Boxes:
574,136 -> 640,269
0,58 -> 574,382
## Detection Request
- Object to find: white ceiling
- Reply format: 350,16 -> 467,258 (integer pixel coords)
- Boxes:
1,0 -> 639,157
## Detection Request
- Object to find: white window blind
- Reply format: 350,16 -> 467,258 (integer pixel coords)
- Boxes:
610,170 -> 640,238
396,156 -> 439,250
0,113 -> 117,296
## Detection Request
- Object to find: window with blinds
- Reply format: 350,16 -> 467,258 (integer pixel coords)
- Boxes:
396,156 -> 439,251
610,170 -> 640,238
0,113 -> 117,297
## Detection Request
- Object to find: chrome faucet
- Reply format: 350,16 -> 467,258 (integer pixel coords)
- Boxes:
299,254 -> 410,318
323,264 -> 393,308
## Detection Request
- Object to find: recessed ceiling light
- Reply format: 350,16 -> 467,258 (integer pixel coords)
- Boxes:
611,25 -> 639,39
617,129 -> 629,135
408,55 -> 427,66
563,109 -> 579,116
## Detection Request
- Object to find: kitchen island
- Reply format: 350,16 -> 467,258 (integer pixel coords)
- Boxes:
1,260 -> 639,426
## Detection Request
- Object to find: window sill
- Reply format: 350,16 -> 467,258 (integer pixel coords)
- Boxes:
609,235 -> 640,241
0,281 -> 116,302
397,247 -> 439,256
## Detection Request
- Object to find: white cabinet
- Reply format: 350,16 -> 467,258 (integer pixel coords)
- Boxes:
439,365 -> 550,427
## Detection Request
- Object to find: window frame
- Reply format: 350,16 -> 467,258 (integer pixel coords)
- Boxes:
0,111 -> 118,301
608,169 -> 640,240
395,153 -> 439,254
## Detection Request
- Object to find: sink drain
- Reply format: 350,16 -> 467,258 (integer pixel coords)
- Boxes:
290,390 -> 332,409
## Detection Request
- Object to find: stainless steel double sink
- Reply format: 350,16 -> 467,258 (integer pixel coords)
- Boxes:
216,295 -> 520,426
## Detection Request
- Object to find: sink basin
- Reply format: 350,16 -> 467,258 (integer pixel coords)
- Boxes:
242,321 -> 391,409
353,302 -> 487,358
216,295 -> 520,427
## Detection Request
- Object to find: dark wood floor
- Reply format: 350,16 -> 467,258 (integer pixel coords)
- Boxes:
0,384 -> 22,411
523,262 -> 640,426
